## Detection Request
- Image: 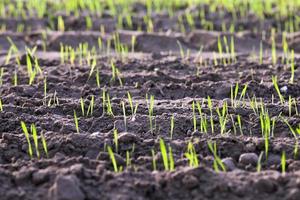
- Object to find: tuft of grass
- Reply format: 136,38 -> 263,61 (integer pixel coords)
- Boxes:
207,141 -> 226,172
185,142 -> 199,167
159,138 -> 174,171
20,121 -> 48,159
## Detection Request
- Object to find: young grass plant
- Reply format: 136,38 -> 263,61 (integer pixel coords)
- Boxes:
272,76 -> 284,105
281,151 -> 286,174
73,110 -> 79,133
21,121 -> 33,158
148,95 -> 155,134
159,138 -> 174,171
151,149 -> 157,171
107,146 -> 122,172
185,142 -> 199,167
20,121 -> 48,159
207,141 -> 226,172
170,114 -> 174,139
127,92 -> 138,119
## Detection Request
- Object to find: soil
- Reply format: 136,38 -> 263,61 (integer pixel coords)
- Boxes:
1,2 -> 300,200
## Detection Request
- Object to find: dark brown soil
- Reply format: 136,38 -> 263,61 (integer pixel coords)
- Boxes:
1,2 -> 300,200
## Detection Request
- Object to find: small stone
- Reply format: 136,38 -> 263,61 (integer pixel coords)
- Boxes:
48,175 -> 85,200
118,132 -> 139,144
239,153 -> 258,166
222,157 -> 236,171
280,86 -> 288,93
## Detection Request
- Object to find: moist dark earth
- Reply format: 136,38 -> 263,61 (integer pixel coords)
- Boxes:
2,2 -> 300,200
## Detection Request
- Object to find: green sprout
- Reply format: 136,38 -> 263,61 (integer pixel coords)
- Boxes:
159,138 -> 174,171
281,151 -> 286,174
127,92 -> 138,118
148,95 -> 155,134
207,141 -> 226,172
73,110 -> 79,133
256,152 -> 264,172
107,146 -> 121,172
272,76 -> 284,105
151,149 -> 157,171
113,129 -> 118,153
170,114 -> 174,139
185,142 -> 199,167
21,121 -> 33,158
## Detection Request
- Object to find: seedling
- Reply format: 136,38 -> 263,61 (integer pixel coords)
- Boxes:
58,16 -> 65,31
21,121 -> 33,158
151,149 -> 157,171
20,121 -> 48,159
281,151 -> 286,174
216,102 -> 228,135
272,76 -> 284,105
256,152 -> 264,172
207,96 -> 214,133
95,68 -> 100,88
170,114 -> 174,139
113,129 -> 118,153
192,101 -> 197,132
207,141 -> 226,172
121,101 -> 127,132
86,95 -> 95,116
159,138 -> 174,171
289,50 -> 295,84
127,92 -> 138,119
0,99 -> 3,112
237,115 -> 243,135
40,132 -> 48,158
31,124 -> 40,158
148,95 -> 155,134
107,146 -> 121,172
185,142 -> 199,167
73,110 -> 79,133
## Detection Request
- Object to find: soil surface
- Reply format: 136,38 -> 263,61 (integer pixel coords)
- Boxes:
1,2 -> 300,200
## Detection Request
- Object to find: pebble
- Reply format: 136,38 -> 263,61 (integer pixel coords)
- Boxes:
48,175 -> 85,200
222,157 -> 236,171
239,153 -> 258,166
118,132 -> 139,144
